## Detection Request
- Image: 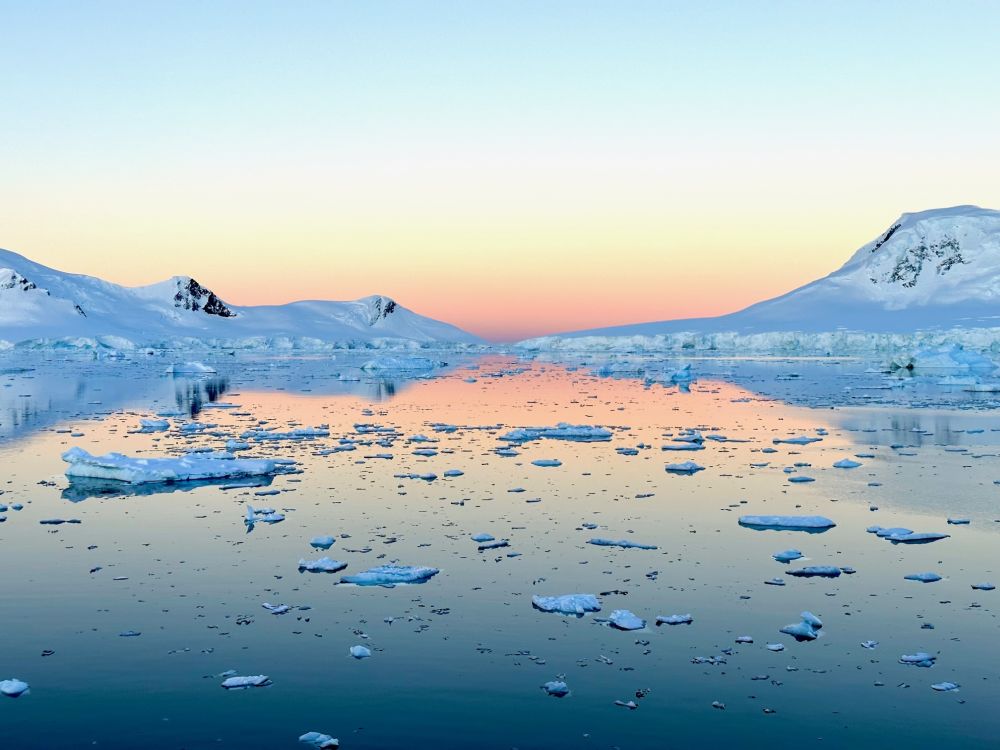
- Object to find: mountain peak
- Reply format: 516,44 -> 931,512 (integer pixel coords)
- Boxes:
168,276 -> 236,318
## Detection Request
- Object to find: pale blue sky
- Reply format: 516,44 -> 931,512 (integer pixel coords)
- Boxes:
2,1 -> 998,339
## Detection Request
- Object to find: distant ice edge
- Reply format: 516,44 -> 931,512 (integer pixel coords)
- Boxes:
516,327 -> 1000,357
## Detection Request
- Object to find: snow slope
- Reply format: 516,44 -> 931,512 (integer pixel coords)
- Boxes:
521,206 -> 1000,351
0,249 -> 481,348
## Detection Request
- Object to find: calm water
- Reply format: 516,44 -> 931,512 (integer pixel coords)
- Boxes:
1,353 -> 998,749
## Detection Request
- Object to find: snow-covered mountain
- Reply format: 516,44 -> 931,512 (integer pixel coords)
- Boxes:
0,249 -> 481,348
522,205 -> 1000,349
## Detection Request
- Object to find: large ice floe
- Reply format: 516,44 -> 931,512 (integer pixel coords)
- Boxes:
339,565 -> 440,587
531,594 -> 601,616
62,448 -> 296,485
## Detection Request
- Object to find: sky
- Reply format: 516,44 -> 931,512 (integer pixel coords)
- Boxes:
1,1 -> 999,341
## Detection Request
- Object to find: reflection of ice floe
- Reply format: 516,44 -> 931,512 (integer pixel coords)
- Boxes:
165,362 -> 217,376
61,474 -> 275,503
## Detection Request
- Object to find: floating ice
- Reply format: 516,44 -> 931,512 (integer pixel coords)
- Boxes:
787,475 -> 815,483
780,612 -> 823,641
899,653 -> 936,668
532,594 -> 601,616
656,614 -> 693,626
361,356 -> 440,372
310,536 -> 336,550
531,459 -> 562,467
298,557 -> 348,573
931,682 -> 960,692
662,442 -> 704,451
471,533 -> 495,543
772,549 -> 804,563
665,461 -> 704,474
349,645 -> 372,659
138,418 -> 169,432
608,609 -> 646,630
340,565 -> 440,587
63,447 -> 294,485
833,458 -> 862,469
972,582 -> 996,591
542,680 -> 570,697
773,435 -> 822,445
904,572 -> 943,583
500,423 -> 612,443
868,526 -> 949,544
299,732 -> 340,749
221,675 -> 272,689
786,566 -> 841,578
0,679 -> 29,698
739,515 -> 836,531
588,538 -> 657,550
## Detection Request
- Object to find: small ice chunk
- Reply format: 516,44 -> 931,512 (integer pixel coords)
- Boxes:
665,460 -> 704,474
972,582 -> 995,591
904,572 -> 942,583
833,458 -> 861,469
299,732 -> 339,749
471,533 -> 495,543
531,459 -> 562,467
931,682 -> 960,692
0,679 -> 30,698
608,609 -> 646,631
310,536 -> 336,550
221,675 -> 272,689
772,549 -> 804,563
656,614 -> 693,626
349,645 -> 372,659
542,680 -> 570,697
